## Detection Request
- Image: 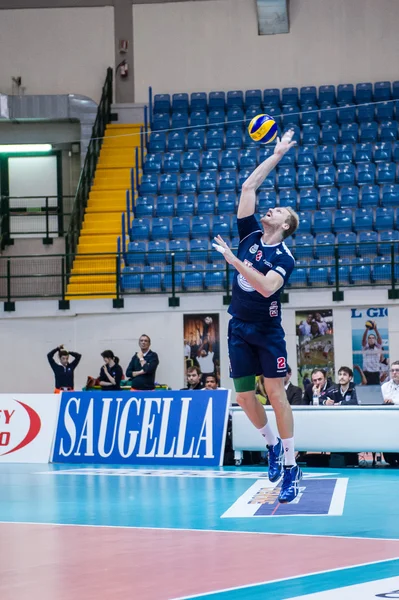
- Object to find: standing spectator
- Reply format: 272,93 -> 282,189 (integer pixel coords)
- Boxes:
303,369 -> 331,405
284,365 -> 302,405
47,344 -> 81,392
99,350 -> 123,391
126,334 -> 159,390
360,322 -> 383,385
196,338 -> 215,381
381,361 -> 399,405
181,366 -> 204,390
320,366 -> 358,405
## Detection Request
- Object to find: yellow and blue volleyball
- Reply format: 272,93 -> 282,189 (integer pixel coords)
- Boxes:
248,114 -> 278,144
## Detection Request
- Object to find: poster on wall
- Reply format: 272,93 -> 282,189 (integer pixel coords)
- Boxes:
351,307 -> 390,386
295,310 -> 334,388
183,314 -> 220,386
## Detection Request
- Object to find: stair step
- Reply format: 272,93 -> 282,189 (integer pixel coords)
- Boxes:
72,261 -> 116,274
91,182 -> 130,191
86,205 -> 126,213
88,189 -> 127,199
69,274 -> 116,284
67,282 -> 117,295
83,213 -> 122,223
66,294 -> 115,300
81,224 -> 122,234
96,158 -> 139,169
106,123 -> 144,130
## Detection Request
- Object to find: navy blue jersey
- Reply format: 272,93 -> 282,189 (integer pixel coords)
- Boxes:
228,215 -> 295,323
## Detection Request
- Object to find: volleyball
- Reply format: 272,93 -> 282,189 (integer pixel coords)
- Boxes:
204,316 -> 213,325
365,320 -> 375,329
248,114 -> 278,144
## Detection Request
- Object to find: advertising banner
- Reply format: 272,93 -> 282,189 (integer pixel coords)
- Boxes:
351,307 -> 390,385
52,390 -> 231,466
0,394 -> 60,463
295,310 -> 334,388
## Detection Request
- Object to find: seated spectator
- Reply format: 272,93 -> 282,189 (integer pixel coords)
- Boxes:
381,361 -> 399,404
203,374 -> 226,390
303,368 -> 332,405
47,344 -> 81,392
126,334 -> 159,390
284,365 -> 303,405
99,350 -> 123,391
181,366 -> 204,390
320,366 -> 358,405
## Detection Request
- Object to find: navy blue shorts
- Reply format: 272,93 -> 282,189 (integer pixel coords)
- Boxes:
228,317 -> 287,379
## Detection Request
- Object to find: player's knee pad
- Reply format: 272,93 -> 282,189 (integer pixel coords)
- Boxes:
233,375 -> 256,393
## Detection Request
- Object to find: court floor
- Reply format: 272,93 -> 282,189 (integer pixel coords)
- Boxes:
0,463 -> 398,599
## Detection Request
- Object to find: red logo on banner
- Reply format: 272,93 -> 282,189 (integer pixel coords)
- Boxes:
0,400 -> 41,456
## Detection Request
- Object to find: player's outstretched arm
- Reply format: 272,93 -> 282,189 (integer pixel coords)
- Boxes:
237,129 -> 297,219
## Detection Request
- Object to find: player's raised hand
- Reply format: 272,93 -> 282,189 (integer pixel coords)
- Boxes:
212,235 -> 236,265
274,129 -> 296,157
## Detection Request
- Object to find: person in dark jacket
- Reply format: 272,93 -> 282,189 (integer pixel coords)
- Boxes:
47,345 -> 81,392
126,334 -> 159,390
99,350 -> 123,391
303,368 -> 334,405
181,366 -> 204,390
284,365 -> 303,405
320,366 -> 358,405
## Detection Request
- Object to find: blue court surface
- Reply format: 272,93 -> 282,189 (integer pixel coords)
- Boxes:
0,463 -> 398,599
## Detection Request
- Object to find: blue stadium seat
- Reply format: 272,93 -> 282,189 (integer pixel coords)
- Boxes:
351,258 -> 372,284
373,256 -> 392,284
354,208 -> 373,232
218,192 -> 236,214
359,122 -> 378,142
220,149 -> 239,170
208,109 -> 225,127
295,233 -> 314,260
204,264 -> 225,291
340,186 -> 359,208
167,131 -> 185,151
358,231 -> 378,257
151,217 -> 170,240
184,265 -> 204,291
136,196 -> 155,218
258,191 -> 277,212
172,93 -> 189,112
171,111 -> 189,130
301,105 -> 318,125
321,123 -> 339,144
299,188 -> 318,210
278,167 -> 296,189
282,105 -> 300,127
319,85 -> 335,105
374,142 -> 392,163
169,240 -> 189,263
176,193 -> 195,216
393,82 -> 399,100
238,169 -> 252,191
300,86 -> 317,106
259,146 -> 274,162
279,147 -> 296,167
239,148 -> 257,169
207,129 -> 224,150
259,170 -> 276,190
357,104 -> 375,123
126,241 -> 146,265
209,91 -> 225,111
225,127 -> 243,148
156,195 -> 175,217
357,163 -> 376,185
199,171 -> 217,193
197,192 -> 216,215
201,150 -> 219,171
227,108 -> 244,125
212,214 -> 231,237
121,267 -> 142,292
355,83 -> 372,104
316,145 -> 334,165
282,87 -> 299,105
192,215 -> 211,238
182,151 -> 200,172
319,104 -> 337,124
298,166 -> 316,188
302,124 -> 320,145
377,162 -> 396,185
338,104 -> 356,124
376,102 -> 394,122
153,113 -> 170,130
337,232 -> 357,257
360,185 -> 379,207
297,145 -> 315,166
374,81 -> 391,101
336,144 -> 354,164
393,142 -> 399,162
315,232 -> 335,258
163,264 -> 183,291
190,238 -> 209,264
382,184 -> 399,207
379,230 -> 399,256
334,209 -> 353,232
131,218 -> 150,241
163,152 -> 181,173
308,259 -> 330,286
337,83 -> 354,105
227,90 -> 244,109
144,153 -> 162,174
172,216 -> 190,239
317,165 -> 335,187
154,94 -> 170,114
139,174 -> 158,195
149,132 -> 166,153
319,187 -> 338,209
330,258 -> 350,285
355,142 -> 373,163
245,89 -> 262,108
279,189 -> 297,208
190,92 -> 207,112
297,211 -> 312,234
337,164 -> 356,186
147,240 -> 167,264
380,121 -> 398,141
159,173 -> 178,194
340,123 -> 359,144
289,264 -> 308,287
179,172 -> 197,193
218,170 -> 237,192
187,130 -> 205,150
375,207 -> 394,231
314,211 -> 333,233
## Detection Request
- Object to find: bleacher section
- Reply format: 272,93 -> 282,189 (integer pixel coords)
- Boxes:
121,82 -> 399,293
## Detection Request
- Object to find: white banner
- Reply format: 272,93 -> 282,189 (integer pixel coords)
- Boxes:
0,395 -> 60,463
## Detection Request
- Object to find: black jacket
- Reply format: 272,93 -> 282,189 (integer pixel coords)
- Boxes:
47,348 -> 81,389
286,382 -> 303,405
126,350 -> 159,390
302,379 -> 334,405
180,382 -> 204,391
320,382 -> 358,405
99,363 -> 123,391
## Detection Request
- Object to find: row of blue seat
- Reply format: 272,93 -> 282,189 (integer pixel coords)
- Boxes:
148,122 -> 399,152
144,144 -> 399,174
153,83 -> 399,113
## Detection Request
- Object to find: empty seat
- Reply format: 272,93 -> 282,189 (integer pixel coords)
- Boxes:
337,232 -> 357,257
135,196 -> 155,219
302,124 -> 320,144
374,81 -> 391,101
337,164 -> 356,186
295,234 -> 314,260
374,142 -> 392,163
153,113 -> 170,130
171,111 -> 189,130
297,145 -> 315,166
212,214 -> 231,237
258,190 -> 277,212
148,132 -> 166,153
334,209 -> 353,232
169,240 -> 189,263
192,215 -> 211,238
393,82 -> 399,100
204,264 -> 225,291
299,188 -> 318,210
319,187 -> 338,209
163,152 -> 181,173
126,241 -> 146,265
182,151 -> 201,172
207,129 -> 224,150
278,167 -> 296,189
337,83 -> 354,105
218,192 -> 236,214
239,148 -> 257,169
279,189 -> 297,208
357,163 -> 376,185
259,170 -> 276,190
172,93 -> 189,112
190,92 -> 207,112
209,91 -> 225,111
338,104 -> 356,124
351,259 -> 372,284
163,264 -> 183,291
314,210 -> 333,233
179,172 -> 197,193
308,259 -> 330,286
359,122 -> 378,142
301,104 -> 318,125
225,127 -> 243,148
144,153 -> 162,174
358,231 -> 378,257
263,88 -> 280,107
296,211 -> 311,234
355,142 -> 373,163
356,82 -> 372,104
330,258 -> 350,285
121,268 -> 142,292
282,104 -> 300,127
167,131 -> 185,151
172,216 -> 190,239
336,144 -> 354,164
227,107 -> 244,124
340,186 -> 359,208
220,149 -> 239,170
190,238 -> 209,264
208,109 -> 225,127
375,207 -> 394,231
282,87 -> 299,105
319,85 -> 335,105
379,230 -> 399,256
238,168 -> 252,191
187,130 -> 205,150
315,232 -> 335,258
176,193 -> 195,217
154,93 -> 170,114
393,141 -> 399,162
380,121 -> 398,141
382,184 -> 399,207
340,123 -> 359,144
289,265 -> 308,287
317,165 -> 336,187
159,173 -> 178,194
139,174 -> 158,195
199,171 -> 217,193
279,147 -> 296,167
245,89 -> 262,108
156,195 -> 175,217
131,218 -> 150,241
360,185 -> 379,207
377,162 -> 396,184
354,208 -> 373,232
373,256 -> 392,284
357,104 -> 375,123
147,241 -> 167,264
321,123 -> 339,144
297,166 -> 315,188
300,86 -> 317,105
201,150 -> 219,171
218,170 -> 237,192
197,192 -> 216,215
227,90 -> 244,109
316,145 -> 334,165
151,217 -> 170,240
376,102 -> 394,122
319,104 -> 337,124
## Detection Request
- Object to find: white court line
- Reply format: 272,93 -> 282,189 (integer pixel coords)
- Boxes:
169,556 -> 399,600
328,478 -> 348,516
0,520 -> 399,543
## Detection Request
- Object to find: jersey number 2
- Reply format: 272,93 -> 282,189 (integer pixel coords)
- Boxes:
277,357 -> 286,370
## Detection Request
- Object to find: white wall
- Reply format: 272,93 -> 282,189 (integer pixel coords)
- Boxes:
1,288 -> 398,394
0,7 -> 114,102
133,0 -> 399,101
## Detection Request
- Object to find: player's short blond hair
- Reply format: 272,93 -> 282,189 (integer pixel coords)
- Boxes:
283,207 -> 299,239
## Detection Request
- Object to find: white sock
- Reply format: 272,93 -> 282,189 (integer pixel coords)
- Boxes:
282,437 -> 297,467
258,422 -> 278,447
